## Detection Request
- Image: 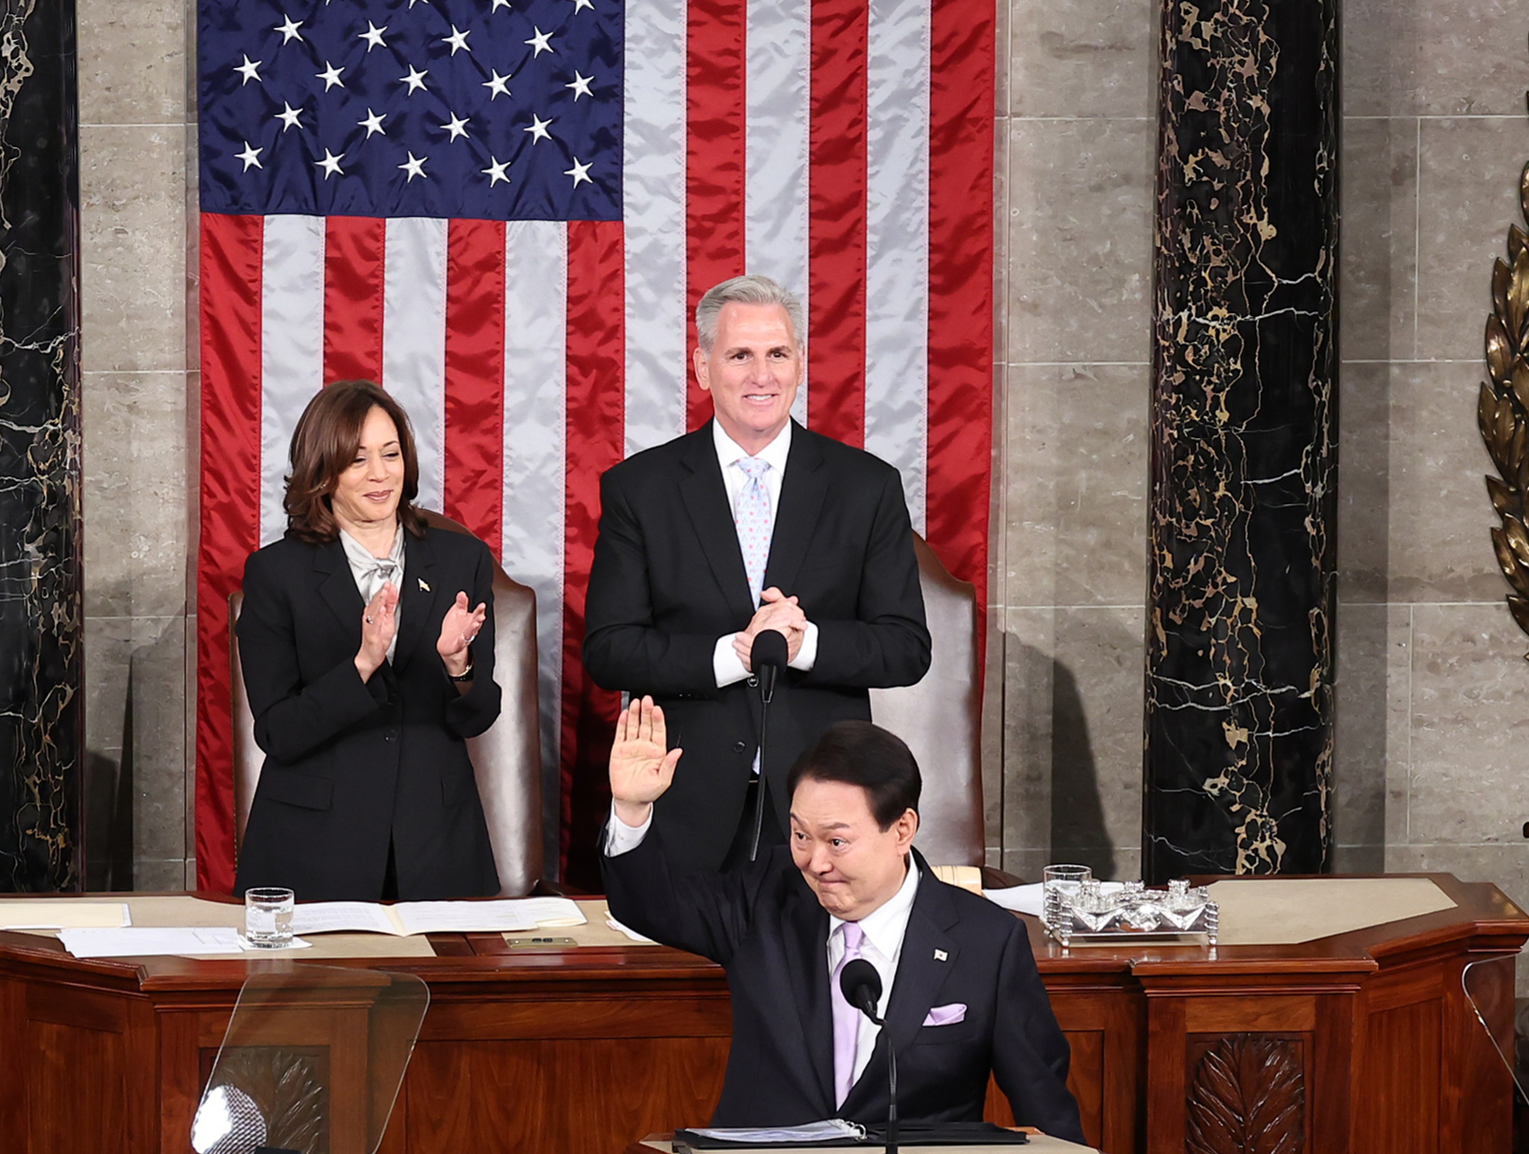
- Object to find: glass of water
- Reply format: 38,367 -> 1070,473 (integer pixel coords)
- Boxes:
244,887 -> 295,948
1041,864 -> 1092,937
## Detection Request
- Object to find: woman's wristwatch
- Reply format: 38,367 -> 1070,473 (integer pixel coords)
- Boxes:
448,659 -> 474,683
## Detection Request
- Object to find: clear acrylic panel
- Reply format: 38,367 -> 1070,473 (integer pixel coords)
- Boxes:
1461,956 -> 1526,1106
191,964 -> 429,1154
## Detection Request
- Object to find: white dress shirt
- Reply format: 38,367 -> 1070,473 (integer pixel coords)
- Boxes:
709,421 -> 820,688
602,808 -> 919,1090
828,859 -> 921,1087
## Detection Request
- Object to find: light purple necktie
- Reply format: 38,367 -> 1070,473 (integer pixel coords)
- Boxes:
734,456 -> 772,605
831,921 -> 866,1108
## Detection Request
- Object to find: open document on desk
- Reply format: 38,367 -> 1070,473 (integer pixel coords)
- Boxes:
291,896 -> 586,936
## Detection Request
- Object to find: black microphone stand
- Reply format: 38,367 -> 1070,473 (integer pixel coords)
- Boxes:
747,629 -> 787,861
840,959 -> 897,1154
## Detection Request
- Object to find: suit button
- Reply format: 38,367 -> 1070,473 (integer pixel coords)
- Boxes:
385,730 -> 398,742
747,676 -> 759,688
733,741 -> 747,754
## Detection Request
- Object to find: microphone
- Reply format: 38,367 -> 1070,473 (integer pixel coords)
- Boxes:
745,629 -> 789,861
839,958 -> 883,1024
750,628 -> 788,704
838,956 -> 897,1154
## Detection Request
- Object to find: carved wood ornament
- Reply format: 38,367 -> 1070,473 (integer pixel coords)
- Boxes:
206,1047 -> 328,1154
1185,1034 -> 1306,1154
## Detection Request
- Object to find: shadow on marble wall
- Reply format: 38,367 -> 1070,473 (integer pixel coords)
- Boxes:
1048,651 -> 1118,881
1003,633 -> 1129,881
82,674 -> 133,891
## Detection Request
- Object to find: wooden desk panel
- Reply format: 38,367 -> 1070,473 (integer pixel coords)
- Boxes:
0,874 -> 1522,1154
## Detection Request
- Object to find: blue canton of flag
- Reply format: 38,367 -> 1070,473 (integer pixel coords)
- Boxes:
198,0 -> 622,221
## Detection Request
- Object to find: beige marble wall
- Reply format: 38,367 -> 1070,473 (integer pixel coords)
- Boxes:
1336,0 -> 1529,904
987,0 -> 1156,880
77,0 -> 196,890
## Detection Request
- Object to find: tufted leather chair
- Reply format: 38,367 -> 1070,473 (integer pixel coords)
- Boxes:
870,534 -> 985,868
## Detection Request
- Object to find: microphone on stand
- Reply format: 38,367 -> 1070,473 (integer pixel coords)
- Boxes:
839,958 -> 897,1154
746,629 -> 788,861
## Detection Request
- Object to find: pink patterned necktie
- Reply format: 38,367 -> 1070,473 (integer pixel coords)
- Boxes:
734,456 -> 771,605
831,921 -> 866,1108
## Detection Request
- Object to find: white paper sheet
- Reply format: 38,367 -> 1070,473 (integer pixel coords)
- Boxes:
983,882 -> 1045,916
59,926 -> 246,958
605,915 -> 656,944
683,1120 -> 866,1143
291,902 -> 400,936
291,896 -> 588,937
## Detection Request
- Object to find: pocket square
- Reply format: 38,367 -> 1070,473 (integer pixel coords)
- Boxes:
922,1003 -> 967,1027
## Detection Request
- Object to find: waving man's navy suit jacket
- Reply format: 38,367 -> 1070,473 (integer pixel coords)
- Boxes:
602,833 -> 1085,1144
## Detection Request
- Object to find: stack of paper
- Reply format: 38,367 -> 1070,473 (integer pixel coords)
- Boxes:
292,896 -> 587,937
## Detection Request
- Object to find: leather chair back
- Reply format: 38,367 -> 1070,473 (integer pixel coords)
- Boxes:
870,535 -> 985,866
230,511 -> 544,895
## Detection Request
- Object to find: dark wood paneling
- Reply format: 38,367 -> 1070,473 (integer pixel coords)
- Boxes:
404,1037 -> 729,1152
0,875 -> 1522,1154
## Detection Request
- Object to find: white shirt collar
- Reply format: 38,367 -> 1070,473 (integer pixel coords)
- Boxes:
829,854 -> 921,963
712,418 -> 792,473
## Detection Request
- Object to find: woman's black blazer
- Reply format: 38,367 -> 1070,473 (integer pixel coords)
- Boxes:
233,525 -> 502,901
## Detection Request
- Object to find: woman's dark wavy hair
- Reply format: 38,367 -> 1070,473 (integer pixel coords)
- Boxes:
283,380 -> 427,544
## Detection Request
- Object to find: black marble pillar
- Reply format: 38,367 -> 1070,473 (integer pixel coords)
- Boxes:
0,0 -> 83,892
1143,0 -> 1338,881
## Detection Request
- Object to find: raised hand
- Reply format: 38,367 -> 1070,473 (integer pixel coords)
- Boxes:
436,591 -> 488,678
609,696 -> 682,827
355,583 -> 401,681
734,586 -> 807,670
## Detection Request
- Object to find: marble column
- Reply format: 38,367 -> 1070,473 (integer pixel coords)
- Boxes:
1143,0 -> 1338,881
0,0 -> 83,892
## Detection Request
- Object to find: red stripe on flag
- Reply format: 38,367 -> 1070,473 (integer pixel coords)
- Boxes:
806,0 -> 869,448
195,213 -> 265,892
442,219 -> 507,553
685,0 -> 748,430
926,0 -> 995,619
559,220 -> 626,886
322,216 -> 386,384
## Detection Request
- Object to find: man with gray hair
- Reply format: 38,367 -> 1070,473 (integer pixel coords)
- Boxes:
584,274 -> 931,873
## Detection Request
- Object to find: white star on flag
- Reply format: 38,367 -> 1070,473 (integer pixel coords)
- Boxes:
235,55 -> 262,85
274,16 -> 304,44
235,141 -> 262,170
525,26 -> 553,56
571,0 -> 593,11
274,102 -> 303,130
399,152 -> 427,181
314,148 -> 344,178
358,108 -> 386,137
482,157 -> 510,186
443,25 -> 471,54
399,65 -> 428,94
564,156 -> 591,186
442,113 -> 470,141
566,71 -> 593,100
524,113 -> 552,143
483,70 -> 511,98
317,61 -> 345,90
359,21 -> 387,50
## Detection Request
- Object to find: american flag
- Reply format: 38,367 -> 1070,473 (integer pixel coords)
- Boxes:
194,0 -> 994,889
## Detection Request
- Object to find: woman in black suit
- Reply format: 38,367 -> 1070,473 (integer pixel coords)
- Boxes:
234,379 -> 501,901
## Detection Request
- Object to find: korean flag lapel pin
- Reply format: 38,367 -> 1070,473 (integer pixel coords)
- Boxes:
933,948 -> 948,962
418,577 -> 430,593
